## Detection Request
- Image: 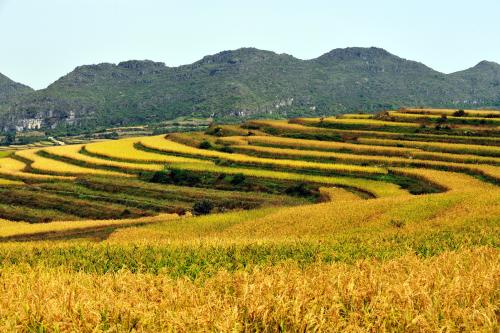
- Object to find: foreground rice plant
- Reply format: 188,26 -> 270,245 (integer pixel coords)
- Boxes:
0,248 -> 496,331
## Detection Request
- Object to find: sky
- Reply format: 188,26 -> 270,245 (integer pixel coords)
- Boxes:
1,0 -> 499,90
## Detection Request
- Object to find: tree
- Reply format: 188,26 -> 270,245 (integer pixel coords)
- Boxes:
1,131 -> 15,146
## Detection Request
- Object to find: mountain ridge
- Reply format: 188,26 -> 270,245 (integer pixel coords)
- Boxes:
1,47 -> 499,133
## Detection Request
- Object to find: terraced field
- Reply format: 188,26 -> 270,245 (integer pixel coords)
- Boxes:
0,108 -> 498,331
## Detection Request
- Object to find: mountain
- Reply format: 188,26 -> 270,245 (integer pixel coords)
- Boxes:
0,73 -> 33,105
1,47 -> 499,133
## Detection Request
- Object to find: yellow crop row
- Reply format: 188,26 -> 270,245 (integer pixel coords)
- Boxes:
15,148 -> 128,177
387,111 -> 500,124
293,117 -> 421,128
140,136 -> 388,175
241,136 -> 500,164
337,113 -> 373,119
401,108 -> 500,117
248,119 -> 500,145
219,135 -> 420,156
247,119 -> 334,133
389,168 -> 497,192
0,178 -> 23,185
0,157 -> 71,180
42,145 -> 164,173
231,144 -> 500,182
358,137 -> 500,157
84,138 -> 213,165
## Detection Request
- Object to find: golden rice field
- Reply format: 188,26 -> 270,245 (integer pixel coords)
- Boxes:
0,108 -> 498,331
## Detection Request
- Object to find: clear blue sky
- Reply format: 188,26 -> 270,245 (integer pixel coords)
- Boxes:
1,0 -> 499,89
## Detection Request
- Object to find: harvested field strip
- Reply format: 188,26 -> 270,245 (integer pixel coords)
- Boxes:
0,203 -> 81,223
319,187 -> 364,202
358,138 -> 500,157
0,214 -> 178,238
0,187 -> 149,220
36,179 -> 305,212
140,136 -> 388,175
163,162 -> 408,198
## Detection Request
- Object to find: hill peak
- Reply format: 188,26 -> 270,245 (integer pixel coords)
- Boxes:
316,47 -> 394,61
195,48 -> 294,66
473,60 -> 500,69
118,60 -> 166,70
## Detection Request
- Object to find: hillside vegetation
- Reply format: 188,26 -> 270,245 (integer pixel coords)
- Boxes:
0,108 -> 498,331
1,47 -> 500,133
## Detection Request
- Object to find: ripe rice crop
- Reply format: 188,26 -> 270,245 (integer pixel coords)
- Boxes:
84,138 -> 212,165
337,113 -> 373,119
293,117 -> 420,128
247,120 -> 500,145
358,137 -> 500,157
387,111 -> 500,124
0,248 -> 495,332
401,108 -> 500,117
231,145 -> 500,182
1,112 -> 498,332
0,178 -> 22,185
140,136 -> 388,175
219,135 -> 420,156
42,145 -> 163,173
15,148 -> 127,177
0,157 -> 71,180
389,167 -> 496,192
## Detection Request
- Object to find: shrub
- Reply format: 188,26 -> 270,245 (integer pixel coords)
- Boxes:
436,115 -> 448,123
169,169 -> 202,186
285,183 -> 315,197
193,200 -> 213,215
218,145 -> 234,153
453,109 -> 466,117
230,173 -> 246,186
199,140 -> 212,149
